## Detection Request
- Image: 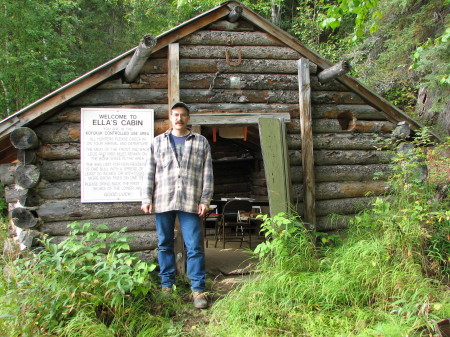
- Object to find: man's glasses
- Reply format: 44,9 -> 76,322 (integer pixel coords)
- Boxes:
171,112 -> 189,118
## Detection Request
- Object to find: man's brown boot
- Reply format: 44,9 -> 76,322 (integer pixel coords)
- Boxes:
191,292 -> 208,309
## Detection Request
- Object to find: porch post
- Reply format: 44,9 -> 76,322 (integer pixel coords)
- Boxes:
298,58 -> 317,231
168,43 -> 186,275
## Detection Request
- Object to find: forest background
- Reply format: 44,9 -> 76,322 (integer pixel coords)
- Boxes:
0,0 -> 449,138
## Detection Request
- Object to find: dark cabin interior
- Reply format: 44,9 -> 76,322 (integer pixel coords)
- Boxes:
200,126 -> 268,202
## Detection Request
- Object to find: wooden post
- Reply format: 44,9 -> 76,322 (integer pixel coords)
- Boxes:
124,34 -> 156,83
298,58 -> 316,230
168,43 -> 180,117
167,43 -> 186,275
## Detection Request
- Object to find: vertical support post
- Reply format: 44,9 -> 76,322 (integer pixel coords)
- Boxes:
168,43 -> 186,275
168,43 -> 180,117
298,58 -> 316,231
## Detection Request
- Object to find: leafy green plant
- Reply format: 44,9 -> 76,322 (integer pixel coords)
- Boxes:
0,222 -> 160,336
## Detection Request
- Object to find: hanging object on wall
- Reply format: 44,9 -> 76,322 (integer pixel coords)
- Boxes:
225,48 -> 242,66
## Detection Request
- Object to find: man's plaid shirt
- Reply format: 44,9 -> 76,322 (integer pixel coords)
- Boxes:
141,129 -> 214,213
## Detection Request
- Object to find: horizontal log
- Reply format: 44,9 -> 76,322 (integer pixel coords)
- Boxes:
290,164 -> 392,183
73,88 -> 364,106
36,143 -> 80,160
40,215 -> 156,236
207,19 -> 255,31
0,163 -> 16,185
33,120 -> 169,146
49,230 -> 159,252
286,133 -> 389,150
310,104 -> 386,120
37,180 -> 80,199
37,199 -> 142,222
136,73 -> 346,91
35,123 -> 80,144
179,45 -> 299,60
295,196 -> 377,216
11,207 -> 39,229
288,149 -> 392,166
71,89 -> 167,106
141,58 -> 317,74
179,30 -> 284,46
292,181 -> 390,200
40,159 -> 80,181
15,165 -> 40,189
56,104 -> 383,122
181,89 -> 364,105
316,214 -> 353,231
10,127 -> 39,150
286,119 -> 395,134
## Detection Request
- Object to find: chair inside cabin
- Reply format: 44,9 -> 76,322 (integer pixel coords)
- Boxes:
214,199 -> 255,249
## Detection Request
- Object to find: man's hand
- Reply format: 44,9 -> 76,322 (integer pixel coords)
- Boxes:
141,203 -> 152,214
198,204 -> 208,217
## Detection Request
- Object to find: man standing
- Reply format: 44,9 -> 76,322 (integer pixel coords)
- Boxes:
141,102 -> 213,309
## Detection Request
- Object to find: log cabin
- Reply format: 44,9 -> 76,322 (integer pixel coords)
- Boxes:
0,1 -> 427,259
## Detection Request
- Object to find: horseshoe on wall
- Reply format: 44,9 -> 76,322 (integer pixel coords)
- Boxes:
225,48 -> 242,66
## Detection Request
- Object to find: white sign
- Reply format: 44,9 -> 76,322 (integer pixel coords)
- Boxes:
81,108 -> 154,202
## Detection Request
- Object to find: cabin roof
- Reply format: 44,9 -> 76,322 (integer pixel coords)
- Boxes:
0,0 -> 426,163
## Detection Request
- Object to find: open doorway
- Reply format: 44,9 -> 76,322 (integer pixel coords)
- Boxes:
199,125 -> 269,278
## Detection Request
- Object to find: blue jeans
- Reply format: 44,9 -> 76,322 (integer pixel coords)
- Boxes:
155,210 -> 206,292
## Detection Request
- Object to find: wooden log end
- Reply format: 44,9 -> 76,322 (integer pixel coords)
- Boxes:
15,165 -> 41,189
11,207 -> 39,229
10,127 -> 40,150
228,5 -> 243,22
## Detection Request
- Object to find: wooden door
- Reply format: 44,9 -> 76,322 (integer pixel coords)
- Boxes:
258,117 -> 292,216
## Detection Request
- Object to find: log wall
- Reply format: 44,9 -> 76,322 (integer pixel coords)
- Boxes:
1,17 -> 401,254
